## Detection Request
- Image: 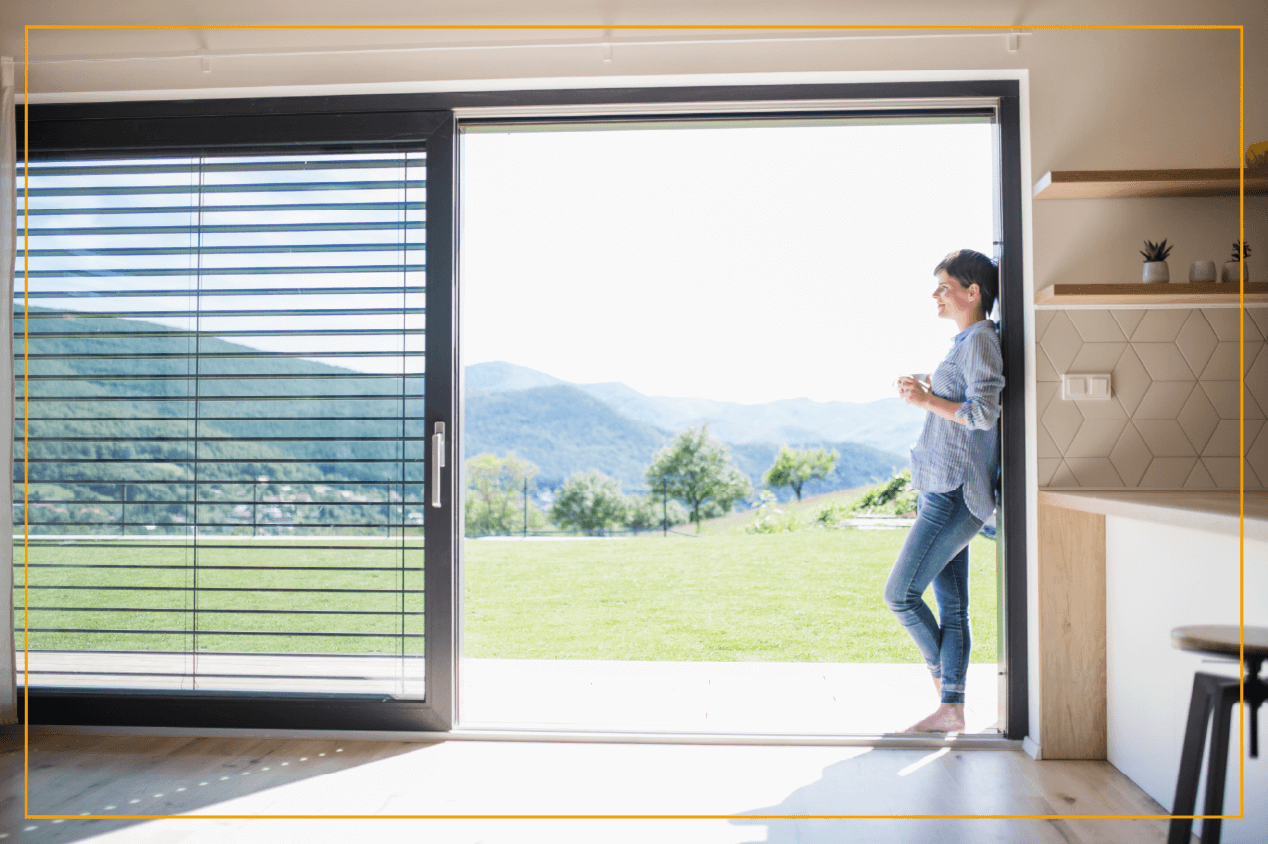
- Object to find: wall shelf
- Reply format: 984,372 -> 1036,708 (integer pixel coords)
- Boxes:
1033,168 -> 1268,199
1035,281 -> 1268,309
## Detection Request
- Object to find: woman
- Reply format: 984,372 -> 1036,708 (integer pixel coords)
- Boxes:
887,249 -> 1003,733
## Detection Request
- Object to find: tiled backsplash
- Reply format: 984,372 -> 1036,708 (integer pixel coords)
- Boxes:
1036,307 -> 1268,489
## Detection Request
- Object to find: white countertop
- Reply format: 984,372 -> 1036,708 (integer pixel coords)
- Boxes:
1038,490 -> 1268,542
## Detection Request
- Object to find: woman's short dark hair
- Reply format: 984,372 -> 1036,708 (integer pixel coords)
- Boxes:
935,249 -> 999,318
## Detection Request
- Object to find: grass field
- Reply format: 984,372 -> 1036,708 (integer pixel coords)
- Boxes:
15,540 -> 425,655
463,529 -> 998,664
16,522 -> 998,666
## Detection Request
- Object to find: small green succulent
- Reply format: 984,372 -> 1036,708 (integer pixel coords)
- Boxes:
1230,240 -> 1252,262
1140,239 -> 1173,263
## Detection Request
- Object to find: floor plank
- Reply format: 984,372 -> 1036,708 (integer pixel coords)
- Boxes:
2,730 -> 1178,844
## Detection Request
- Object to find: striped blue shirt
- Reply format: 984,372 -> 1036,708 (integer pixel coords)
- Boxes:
909,319 -> 1004,524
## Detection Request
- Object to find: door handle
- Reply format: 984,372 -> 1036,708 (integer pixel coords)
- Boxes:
431,421 -> 446,508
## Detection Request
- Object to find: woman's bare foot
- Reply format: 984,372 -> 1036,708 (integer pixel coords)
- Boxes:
903,702 -> 965,733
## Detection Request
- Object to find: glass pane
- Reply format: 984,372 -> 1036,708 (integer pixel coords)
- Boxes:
459,117 -> 1002,734
14,150 -> 426,697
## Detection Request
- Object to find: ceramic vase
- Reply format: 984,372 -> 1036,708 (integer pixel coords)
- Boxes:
1189,261 -> 1218,283
1222,262 -> 1251,283
1142,261 -> 1170,284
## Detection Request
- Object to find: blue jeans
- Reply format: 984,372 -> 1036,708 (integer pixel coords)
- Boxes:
883,486 -> 983,704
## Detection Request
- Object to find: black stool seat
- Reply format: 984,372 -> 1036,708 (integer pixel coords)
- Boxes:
1167,625 -> 1268,844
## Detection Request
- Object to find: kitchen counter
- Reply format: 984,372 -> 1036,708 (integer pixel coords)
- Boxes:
1037,490 -> 1268,542
1034,484 -> 1266,835
1033,488 -> 1266,761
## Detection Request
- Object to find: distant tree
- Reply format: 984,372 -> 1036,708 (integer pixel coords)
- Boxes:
465,452 -> 541,536
550,470 -> 629,533
625,492 -> 689,532
644,424 -> 753,532
762,446 -> 839,502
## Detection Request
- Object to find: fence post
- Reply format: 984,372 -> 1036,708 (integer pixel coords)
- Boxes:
662,479 -> 668,537
523,477 -> 529,538
120,482 -> 126,537
253,481 -> 257,537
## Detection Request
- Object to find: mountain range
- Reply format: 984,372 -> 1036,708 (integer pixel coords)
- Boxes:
464,361 -> 920,498
466,361 -> 924,455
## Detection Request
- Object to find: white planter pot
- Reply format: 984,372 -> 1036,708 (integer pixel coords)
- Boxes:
1142,261 -> 1170,283
1189,261 -> 1218,283
1222,262 -> 1251,283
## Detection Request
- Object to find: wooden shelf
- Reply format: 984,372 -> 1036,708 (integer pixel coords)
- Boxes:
1035,281 -> 1268,309
1033,168 -> 1268,199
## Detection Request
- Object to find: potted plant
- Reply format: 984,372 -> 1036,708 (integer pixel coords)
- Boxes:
1140,239 -> 1173,283
1222,240 -> 1251,283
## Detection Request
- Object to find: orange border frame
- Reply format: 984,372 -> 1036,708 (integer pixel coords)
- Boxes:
17,18 -> 1247,821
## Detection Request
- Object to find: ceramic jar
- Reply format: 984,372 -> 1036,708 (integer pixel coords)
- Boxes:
1142,261 -> 1170,284
1222,262 -> 1251,283
1189,261 -> 1218,283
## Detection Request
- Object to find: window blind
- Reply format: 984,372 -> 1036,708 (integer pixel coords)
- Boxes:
14,150 -> 428,697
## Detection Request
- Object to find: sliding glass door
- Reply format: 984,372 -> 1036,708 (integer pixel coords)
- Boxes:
17,150 -> 427,695
16,106 -> 458,730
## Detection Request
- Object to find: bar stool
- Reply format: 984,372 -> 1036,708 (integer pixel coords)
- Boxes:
1167,625 -> 1268,844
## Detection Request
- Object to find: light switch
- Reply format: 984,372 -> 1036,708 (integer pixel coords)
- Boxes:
1063,373 -> 1112,401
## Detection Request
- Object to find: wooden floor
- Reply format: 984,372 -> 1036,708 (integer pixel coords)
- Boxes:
1,729 -> 1185,844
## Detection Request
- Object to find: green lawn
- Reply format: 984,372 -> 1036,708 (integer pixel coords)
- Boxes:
464,529 -> 998,663
14,540 -> 425,655
15,527 -> 998,665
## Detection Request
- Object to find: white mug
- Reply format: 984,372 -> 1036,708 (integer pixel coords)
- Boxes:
893,373 -> 930,391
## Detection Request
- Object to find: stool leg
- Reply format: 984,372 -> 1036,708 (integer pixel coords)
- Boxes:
1246,656 -> 1263,758
1170,673 -> 1216,844
1199,680 -> 1242,844
1252,695 -> 1259,760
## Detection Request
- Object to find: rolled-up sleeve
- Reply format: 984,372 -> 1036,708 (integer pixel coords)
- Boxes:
954,330 -> 1004,430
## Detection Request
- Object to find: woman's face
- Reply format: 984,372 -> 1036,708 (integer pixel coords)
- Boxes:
932,270 -> 980,323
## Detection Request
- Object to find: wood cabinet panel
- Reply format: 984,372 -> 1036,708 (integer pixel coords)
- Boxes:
1038,502 -> 1107,759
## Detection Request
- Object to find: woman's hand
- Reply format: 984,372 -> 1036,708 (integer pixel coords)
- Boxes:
897,374 -> 971,425
896,374 -> 932,407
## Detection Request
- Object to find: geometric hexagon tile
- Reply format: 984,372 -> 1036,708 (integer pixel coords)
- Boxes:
1038,307 -> 1267,489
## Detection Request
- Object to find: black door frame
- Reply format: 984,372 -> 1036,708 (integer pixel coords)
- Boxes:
17,79 -> 1026,739
18,99 -> 459,732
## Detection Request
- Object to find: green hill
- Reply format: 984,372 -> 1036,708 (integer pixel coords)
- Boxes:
464,384 -> 669,490
17,308 -> 907,532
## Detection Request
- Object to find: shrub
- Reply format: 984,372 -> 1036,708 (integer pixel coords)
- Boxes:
850,469 -> 918,516
625,493 -> 689,531
814,500 -> 854,529
744,490 -> 801,534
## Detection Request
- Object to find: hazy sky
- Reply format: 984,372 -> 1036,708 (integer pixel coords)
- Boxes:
27,123 -> 995,406
461,119 -> 996,405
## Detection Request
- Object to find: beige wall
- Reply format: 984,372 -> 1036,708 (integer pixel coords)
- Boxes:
2,0 -> 1265,757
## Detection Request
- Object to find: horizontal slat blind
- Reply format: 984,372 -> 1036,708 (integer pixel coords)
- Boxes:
13,151 -> 427,696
